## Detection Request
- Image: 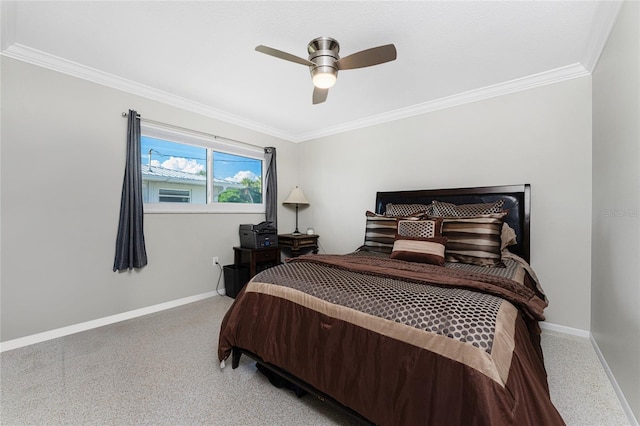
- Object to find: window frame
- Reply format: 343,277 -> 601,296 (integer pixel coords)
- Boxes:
141,123 -> 265,214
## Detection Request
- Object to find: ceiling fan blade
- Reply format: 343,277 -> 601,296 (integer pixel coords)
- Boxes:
255,45 -> 314,67
336,44 -> 397,70
312,87 -> 328,104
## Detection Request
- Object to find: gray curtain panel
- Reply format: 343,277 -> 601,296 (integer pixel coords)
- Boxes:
113,110 -> 148,272
264,147 -> 277,229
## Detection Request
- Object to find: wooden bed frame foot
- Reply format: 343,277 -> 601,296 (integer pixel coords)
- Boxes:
232,347 -> 241,369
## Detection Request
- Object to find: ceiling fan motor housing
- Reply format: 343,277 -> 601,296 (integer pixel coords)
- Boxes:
308,37 -> 339,82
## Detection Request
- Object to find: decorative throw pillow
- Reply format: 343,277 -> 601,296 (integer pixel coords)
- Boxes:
397,218 -> 442,238
501,222 -> 517,250
431,199 -> 504,217
385,203 -> 433,217
363,211 -> 421,253
431,212 -> 507,267
390,236 -> 448,266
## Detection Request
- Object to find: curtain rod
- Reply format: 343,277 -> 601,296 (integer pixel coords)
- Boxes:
121,112 -> 265,151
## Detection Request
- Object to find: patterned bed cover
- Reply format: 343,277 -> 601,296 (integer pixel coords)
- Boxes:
218,252 -> 564,426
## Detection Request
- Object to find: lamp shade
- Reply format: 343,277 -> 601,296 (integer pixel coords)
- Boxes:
283,187 -> 309,205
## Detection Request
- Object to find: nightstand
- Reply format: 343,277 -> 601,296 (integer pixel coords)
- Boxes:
278,234 -> 319,257
233,246 -> 281,278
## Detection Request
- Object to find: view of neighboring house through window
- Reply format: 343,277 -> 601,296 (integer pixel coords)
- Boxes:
158,188 -> 191,203
140,123 -> 264,213
141,136 -> 207,204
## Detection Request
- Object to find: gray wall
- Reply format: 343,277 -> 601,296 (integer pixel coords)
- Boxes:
298,77 -> 593,331
0,57 -> 298,341
592,0 -> 640,420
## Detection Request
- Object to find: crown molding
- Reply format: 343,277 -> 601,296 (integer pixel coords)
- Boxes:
1,43 -> 293,141
297,63 -> 590,142
3,43 -> 590,144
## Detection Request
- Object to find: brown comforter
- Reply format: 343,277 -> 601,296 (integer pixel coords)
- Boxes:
218,254 -> 564,426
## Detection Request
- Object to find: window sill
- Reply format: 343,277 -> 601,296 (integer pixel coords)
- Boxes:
143,203 -> 265,214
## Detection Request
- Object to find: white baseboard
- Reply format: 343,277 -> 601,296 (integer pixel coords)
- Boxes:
539,321 -> 591,338
590,334 -> 639,426
537,322 -> 638,425
0,291 -> 221,353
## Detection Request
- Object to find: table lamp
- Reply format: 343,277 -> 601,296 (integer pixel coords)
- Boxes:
283,186 -> 309,235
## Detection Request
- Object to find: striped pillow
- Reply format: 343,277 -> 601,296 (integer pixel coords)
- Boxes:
363,211 -> 421,253
390,236 -> 448,266
433,213 -> 507,267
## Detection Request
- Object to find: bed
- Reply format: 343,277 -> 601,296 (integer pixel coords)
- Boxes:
218,184 -> 564,425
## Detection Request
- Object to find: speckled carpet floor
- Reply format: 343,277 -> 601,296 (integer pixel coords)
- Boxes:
0,296 -> 631,425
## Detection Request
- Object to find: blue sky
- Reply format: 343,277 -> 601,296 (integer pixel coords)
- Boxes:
141,136 -> 262,182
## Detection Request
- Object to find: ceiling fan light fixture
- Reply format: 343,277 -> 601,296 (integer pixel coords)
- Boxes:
312,70 -> 337,89
255,36 -> 396,104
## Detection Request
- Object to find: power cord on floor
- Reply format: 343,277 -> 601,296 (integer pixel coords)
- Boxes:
317,241 -> 327,254
214,261 -> 225,296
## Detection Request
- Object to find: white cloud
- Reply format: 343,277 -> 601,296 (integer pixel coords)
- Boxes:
225,170 -> 258,183
150,160 -> 160,167
161,157 -> 205,174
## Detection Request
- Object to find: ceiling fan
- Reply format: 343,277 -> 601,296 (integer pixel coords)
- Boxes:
255,37 -> 397,104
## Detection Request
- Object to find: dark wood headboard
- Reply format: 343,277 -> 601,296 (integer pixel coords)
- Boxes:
375,184 -> 531,262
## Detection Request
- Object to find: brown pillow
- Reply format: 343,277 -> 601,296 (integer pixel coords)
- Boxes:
501,222 -> 517,250
363,211 -> 421,253
390,236 -> 448,266
431,199 -> 504,217
430,213 -> 507,267
396,218 -> 443,238
385,203 -> 433,217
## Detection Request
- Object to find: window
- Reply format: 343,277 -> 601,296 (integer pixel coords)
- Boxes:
140,123 -> 264,213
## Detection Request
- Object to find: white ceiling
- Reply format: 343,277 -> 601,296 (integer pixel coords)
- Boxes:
1,1 -> 621,142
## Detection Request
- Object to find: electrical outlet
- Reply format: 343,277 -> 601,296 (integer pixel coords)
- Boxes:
212,256 -> 219,265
